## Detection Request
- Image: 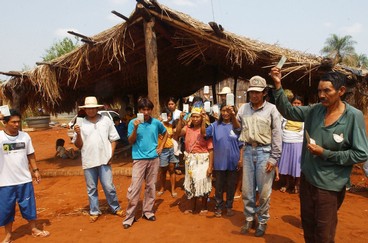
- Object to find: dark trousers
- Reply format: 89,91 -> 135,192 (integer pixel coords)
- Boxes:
300,174 -> 345,243
214,170 -> 237,209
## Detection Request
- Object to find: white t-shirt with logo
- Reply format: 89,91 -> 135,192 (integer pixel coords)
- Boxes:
0,131 -> 34,187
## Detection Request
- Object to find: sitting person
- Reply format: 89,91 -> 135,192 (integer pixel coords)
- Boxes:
55,138 -> 76,159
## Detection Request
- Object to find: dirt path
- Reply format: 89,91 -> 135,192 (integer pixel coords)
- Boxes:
1,127 -> 367,243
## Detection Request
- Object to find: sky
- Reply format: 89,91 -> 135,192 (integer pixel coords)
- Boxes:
1,0 -> 367,81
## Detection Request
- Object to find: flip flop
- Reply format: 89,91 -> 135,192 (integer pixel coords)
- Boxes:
157,191 -> 164,196
171,192 -> 178,198
280,187 -> 287,193
89,214 -> 99,223
184,209 -> 193,215
32,230 -> 50,238
199,210 -> 208,216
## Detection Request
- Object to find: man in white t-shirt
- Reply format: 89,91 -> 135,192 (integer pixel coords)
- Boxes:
73,96 -> 124,222
0,109 -> 50,242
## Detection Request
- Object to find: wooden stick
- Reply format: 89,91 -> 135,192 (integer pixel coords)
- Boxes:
111,10 -> 129,21
67,31 -> 92,41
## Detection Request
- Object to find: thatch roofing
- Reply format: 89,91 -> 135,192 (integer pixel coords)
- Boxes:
0,0 -> 365,114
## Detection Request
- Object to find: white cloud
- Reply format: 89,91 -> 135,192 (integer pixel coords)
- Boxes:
54,28 -> 79,38
340,22 -> 363,34
323,22 -> 332,28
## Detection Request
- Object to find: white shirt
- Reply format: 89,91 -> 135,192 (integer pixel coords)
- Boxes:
0,131 -> 34,187
73,115 -> 120,169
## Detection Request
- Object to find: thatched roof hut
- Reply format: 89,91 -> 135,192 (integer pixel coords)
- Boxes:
0,0 -> 366,115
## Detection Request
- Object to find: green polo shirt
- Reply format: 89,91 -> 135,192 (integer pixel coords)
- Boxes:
274,88 -> 368,191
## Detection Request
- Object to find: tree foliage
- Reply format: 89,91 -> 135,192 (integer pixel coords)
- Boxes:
321,34 -> 356,64
42,37 -> 79,62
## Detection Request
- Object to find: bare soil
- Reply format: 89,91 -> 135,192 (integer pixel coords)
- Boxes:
1,122 -> 368,243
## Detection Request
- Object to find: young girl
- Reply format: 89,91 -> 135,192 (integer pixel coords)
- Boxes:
278,95 -> 304,193
175,105 -> 213,215
157,109 -> 179,198
55,138 -> 76,159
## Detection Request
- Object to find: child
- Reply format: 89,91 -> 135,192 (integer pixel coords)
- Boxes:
55,138 -> 76,159
157,109 -> 179,198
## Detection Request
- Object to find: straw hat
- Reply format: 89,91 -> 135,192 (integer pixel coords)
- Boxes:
218,86 -> 231,95
79,96 -> 104,108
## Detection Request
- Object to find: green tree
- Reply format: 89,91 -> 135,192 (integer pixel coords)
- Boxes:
343,53 -> 368,68
321,34 -> 356,64
42,37 -> 79,61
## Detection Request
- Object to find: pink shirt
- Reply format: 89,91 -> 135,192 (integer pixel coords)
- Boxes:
185,126 -> 213,153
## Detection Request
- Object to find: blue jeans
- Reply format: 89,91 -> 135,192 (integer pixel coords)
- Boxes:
242,145 -> 274,224
84,165 -> 121,215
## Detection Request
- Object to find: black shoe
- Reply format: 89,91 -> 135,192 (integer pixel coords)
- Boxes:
142,215 -> 156,221
123,224 -> 131,229
255,223 -> 267,237
240,220 -> 253,234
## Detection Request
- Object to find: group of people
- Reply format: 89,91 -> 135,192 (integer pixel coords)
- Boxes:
1,64 -> 368,242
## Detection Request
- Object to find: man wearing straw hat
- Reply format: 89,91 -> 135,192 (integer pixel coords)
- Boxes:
73,96 -> 124,223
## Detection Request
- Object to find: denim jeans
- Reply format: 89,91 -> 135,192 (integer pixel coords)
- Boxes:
214,170 -> 237,210
242,145 -> 274,224
84,165 -> 121,215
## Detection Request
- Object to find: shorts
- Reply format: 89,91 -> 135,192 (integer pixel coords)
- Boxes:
0,182 -> 37,226
159,147 -> 179,167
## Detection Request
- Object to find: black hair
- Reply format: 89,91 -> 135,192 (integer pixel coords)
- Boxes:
291,95 -> 304,105
137,97 -> 154,110
166,97 -> 178,106
125,106 -> 133,112
56,138 -> 65,149
113,116 -> 120,122
3,109 -> 21,123
320,71 -> 346,90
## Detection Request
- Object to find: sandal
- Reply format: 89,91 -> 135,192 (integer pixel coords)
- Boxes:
184,209 -> 193,215
280,187 -> 287,193
89,214 -> 99,223
157,191 -> 164,196
292,186 -> 300,194
171,192 -> 178,198
199,210 -> 208,216
32,230 -> 50,238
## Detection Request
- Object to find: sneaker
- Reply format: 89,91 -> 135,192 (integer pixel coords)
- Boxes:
255,223 -> 267,237
240,220 -> 253,234
226,208 -> 234,217
214,209 -> 222,218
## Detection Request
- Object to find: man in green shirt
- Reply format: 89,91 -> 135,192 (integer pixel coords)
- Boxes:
270,67 -> 368,243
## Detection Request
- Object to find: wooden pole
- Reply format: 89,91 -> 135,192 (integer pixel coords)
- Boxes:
143,18 -> 160,117
233,76 -> 238,106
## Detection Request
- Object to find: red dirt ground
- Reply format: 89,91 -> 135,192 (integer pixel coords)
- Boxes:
1,120 -> 368,243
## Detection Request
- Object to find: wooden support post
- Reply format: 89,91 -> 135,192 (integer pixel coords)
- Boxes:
233,76 -> 238,106
143,18 -> 160,117
212,66 -> 218,105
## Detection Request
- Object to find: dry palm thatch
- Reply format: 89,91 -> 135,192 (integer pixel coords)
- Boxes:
0,0 -> 365,114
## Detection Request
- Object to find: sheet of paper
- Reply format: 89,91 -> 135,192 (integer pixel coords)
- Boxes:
204,86 -> 209,94
276,55 -> 287,69
76,117 -> 84,127
137,113 -> 144,122
183,104 -> 189,113
226,93 -> 234,106
0,105 -> 11,116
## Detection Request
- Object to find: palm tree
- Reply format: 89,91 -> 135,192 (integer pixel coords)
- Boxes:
343,53 -> 368,68
321,34 -> 356,64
